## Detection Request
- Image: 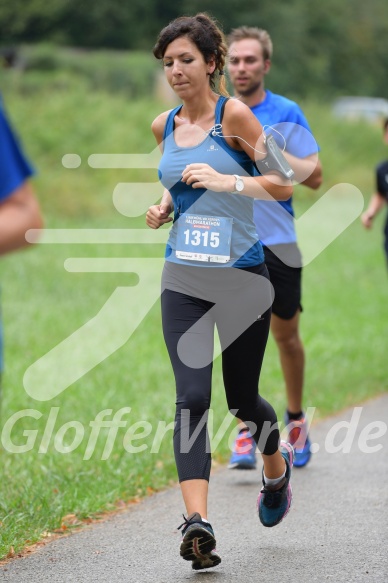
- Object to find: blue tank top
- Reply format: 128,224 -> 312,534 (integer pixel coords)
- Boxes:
158,95 -> 264,268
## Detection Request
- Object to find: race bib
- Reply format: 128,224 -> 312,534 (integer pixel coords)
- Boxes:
176,213 -> 233,263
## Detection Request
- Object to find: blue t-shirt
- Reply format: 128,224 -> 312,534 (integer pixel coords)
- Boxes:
251,90 -> 319,246
0,99 -> 34,372
158,96 -> 264,268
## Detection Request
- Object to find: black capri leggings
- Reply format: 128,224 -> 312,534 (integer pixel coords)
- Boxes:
161,262 -> 280,483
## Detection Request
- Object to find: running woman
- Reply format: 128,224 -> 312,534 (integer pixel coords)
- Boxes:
147,13 -> 294,570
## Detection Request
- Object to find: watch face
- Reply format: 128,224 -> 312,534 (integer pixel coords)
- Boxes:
236,177 -> 244,192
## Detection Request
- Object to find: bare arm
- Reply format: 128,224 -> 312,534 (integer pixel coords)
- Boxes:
147,113 -> 175,229
284,152 -> 323,190
361,192 -> 386,229
0,181 -> 43,256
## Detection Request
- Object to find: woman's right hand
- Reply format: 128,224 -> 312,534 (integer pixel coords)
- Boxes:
146,203 -> 173,229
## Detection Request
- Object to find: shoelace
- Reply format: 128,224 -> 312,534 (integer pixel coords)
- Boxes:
177,514 -> 191,531
178,513 -> 214,537
261,486 -> 284,508
177,513 -> 205,534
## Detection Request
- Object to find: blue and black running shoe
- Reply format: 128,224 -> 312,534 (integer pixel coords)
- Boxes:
257,441 -> 294,527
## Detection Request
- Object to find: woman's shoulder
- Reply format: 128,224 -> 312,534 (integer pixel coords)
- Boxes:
223,96 -> 252,118
151,109 -> 175,143
221,96 -> 261,138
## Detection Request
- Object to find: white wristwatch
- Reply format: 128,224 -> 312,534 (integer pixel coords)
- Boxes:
231,174 -> 244,194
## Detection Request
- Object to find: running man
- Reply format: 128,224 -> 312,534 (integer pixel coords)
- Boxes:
227,27 -> 322,470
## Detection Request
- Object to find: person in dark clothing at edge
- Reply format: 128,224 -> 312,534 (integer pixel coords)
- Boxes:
361,117 -> 388,268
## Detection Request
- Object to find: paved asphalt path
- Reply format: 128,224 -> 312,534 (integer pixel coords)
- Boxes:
1,395 -> 387,583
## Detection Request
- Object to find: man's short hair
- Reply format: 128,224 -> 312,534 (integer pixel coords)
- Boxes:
227,26 -> 273,60
383,118 -> 388,132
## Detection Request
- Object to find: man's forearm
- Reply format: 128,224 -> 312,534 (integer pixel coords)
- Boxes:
284,152 -> 323,190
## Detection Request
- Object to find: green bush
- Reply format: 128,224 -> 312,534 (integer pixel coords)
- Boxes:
4,44 -> 159,98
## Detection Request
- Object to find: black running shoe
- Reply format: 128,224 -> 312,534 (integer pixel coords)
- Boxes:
178,512 -> 221,570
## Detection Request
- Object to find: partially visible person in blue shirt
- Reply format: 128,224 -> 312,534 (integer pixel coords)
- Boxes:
0,97 -> 43,375
226,26 -> 322,470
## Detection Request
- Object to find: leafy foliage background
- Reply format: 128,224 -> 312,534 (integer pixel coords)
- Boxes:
1,0 -> 388,98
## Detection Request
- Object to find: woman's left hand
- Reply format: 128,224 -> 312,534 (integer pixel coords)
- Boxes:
181,163 -> 234,192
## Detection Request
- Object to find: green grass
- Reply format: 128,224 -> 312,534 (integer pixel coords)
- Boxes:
0,81 -> 387,559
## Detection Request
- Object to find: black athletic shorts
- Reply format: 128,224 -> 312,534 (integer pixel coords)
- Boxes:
263,244 -> 302,320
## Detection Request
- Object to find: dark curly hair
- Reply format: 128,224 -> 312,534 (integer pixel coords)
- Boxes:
153,13 -> 228,95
